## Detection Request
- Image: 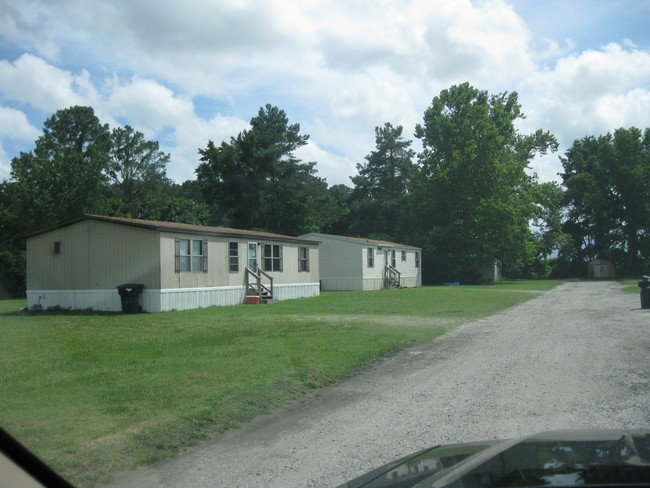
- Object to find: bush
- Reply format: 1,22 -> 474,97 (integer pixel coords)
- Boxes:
0,250 -> 26,298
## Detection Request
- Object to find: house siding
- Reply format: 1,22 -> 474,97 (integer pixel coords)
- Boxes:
159,234 -> 320,289
307,236 -> 363,291
301,233 -> 421,291
27,219 -> 161,291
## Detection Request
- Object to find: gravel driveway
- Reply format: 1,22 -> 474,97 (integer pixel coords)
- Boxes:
107,281 -> 649,488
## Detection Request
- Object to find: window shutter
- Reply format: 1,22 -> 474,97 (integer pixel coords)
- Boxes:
175,238 -> 180,273
202,239 -> 208,272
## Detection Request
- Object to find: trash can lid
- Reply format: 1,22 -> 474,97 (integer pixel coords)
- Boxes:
116,283 -> 144,291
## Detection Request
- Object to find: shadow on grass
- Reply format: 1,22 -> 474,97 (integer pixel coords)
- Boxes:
0,307 -> 123,318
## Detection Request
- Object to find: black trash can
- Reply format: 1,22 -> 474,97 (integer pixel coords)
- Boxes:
116,284 -> 144,314
638,276 -> 650,310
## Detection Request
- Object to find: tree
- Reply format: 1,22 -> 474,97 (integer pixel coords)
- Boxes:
196,104 -> 328,234
0,181 -> 26,297
106,125 -> 171,219
160,197 -> 211,225
318,184 -> 354,235
528,181 -> 572,277
412,83 -> 557,282
349,123 -> 416,240
9,106 -> 111,232
561,127 -> 650,275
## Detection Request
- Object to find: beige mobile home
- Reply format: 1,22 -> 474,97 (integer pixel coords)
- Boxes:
300,233 -> 421,291
26,215 -> 320,312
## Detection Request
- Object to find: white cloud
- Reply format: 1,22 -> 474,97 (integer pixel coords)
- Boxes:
296,140 -> 357,187
0,54 -> 86,112
166,113 -> 250,182
0,105 -> 40,142
0,145 -> 11,181
0,106 -> 42,181
523,42 -> 650,151
0,0 -> 61,60
1,0 -> 650,190
106,78 -> 195,135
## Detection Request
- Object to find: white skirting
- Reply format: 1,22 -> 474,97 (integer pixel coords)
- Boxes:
27,289 -> 122,312
320,276 -> 421,291
27,283 -> 321,313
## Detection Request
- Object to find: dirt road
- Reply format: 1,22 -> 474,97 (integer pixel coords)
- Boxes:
107,281 -> 649,487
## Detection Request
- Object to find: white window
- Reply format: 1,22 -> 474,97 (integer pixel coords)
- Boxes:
415,252 -> 420,268
248,242 -> 258,272
298,247 -> 309,272
175,238 -> 208,273
391,250 -> 396,268
263,244 -> 282,272
401,251 -> 406,262
367,248 -> 374,268
229,242 -> 239,272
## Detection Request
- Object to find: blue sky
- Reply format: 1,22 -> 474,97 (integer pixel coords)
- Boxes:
1,0 -> 649,186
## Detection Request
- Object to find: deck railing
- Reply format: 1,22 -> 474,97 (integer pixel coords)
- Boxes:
384,265 -> 402,288
245,267 -> 274,299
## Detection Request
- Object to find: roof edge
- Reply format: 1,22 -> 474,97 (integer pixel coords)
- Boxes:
26,214 -> 320,245
300,232 -> 421,250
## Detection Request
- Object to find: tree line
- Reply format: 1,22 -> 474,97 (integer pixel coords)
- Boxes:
1,83 -> 649,297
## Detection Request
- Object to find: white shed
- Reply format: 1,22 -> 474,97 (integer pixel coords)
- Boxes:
300,233 -> 422,291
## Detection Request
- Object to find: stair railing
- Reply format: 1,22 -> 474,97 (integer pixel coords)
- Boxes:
384,265 -> 402,288
245,267 -> 274,299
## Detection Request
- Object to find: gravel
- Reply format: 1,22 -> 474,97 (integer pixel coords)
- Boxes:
107,281 -> 650,488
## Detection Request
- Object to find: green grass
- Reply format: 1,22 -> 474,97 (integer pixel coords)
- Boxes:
619,278 -> 643,293
0,281 -> 560,486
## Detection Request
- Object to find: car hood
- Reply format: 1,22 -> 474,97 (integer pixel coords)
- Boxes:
337,429 -> 650,488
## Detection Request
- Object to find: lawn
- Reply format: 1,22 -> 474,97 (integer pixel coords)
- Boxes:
619,278 -> 645,293
0,281 -> 561,486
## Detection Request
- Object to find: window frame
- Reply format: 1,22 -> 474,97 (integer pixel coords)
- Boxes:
367,248 -> 374,268
229,242 -> 239,273
262,243 -> 283,272
298,246 -> 310,272
175,238 -> 208,273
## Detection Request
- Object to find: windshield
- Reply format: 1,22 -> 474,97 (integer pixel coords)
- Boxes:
422,434 -> 650,488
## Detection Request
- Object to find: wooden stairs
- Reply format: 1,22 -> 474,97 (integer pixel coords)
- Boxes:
244,267 -> 275,304
384,265 -> 404,289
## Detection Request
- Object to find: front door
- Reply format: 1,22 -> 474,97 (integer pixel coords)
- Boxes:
248,242 -> 258,272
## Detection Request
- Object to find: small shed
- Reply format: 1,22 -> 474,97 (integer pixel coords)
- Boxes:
587,259 -> 616,279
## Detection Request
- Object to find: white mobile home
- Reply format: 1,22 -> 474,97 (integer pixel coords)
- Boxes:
26,215 -> 320,312
300,233 -> 422,291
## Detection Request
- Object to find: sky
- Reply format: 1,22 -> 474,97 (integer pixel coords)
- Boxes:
1,0 -> 649,187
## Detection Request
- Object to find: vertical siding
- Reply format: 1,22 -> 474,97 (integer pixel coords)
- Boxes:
307,236 -> 362,282
160,234 -> 230,289
26,284 -> 322,313
26,221 -> 322,311
257,242 -> 320,285
362,246 -> 384,281
160,235 -> 319,290
300,234 -> 421,291
27,220 -> 161,290
273,283 -> 320,300
391,249 -> 422,287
